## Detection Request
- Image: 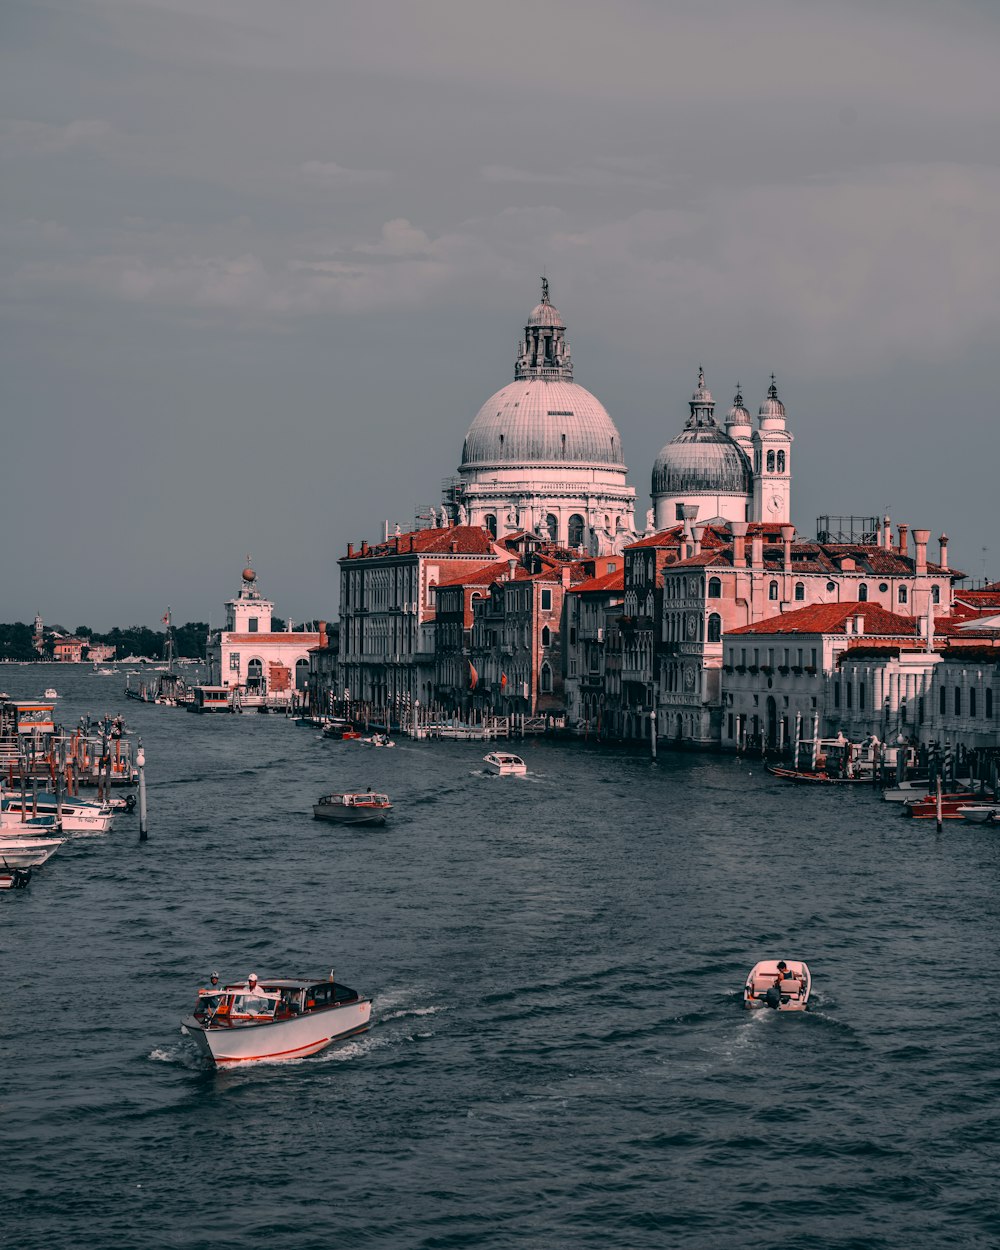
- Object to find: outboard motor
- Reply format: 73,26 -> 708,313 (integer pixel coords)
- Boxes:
764,984 -> 781,1010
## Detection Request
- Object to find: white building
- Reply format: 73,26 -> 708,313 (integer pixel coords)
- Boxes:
651,371 -> 793,528
446,280 -> 638,554
207,564 -> 320,701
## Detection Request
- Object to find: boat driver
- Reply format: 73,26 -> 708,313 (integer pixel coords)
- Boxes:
775,961 -> 796,985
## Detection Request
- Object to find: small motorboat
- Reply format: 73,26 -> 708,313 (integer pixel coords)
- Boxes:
182,971 -> 372,1065
44,688 -> 58,698
767,764 -> 869,785
1,790 -> 115,833
483,752 -> 527,777
312,791 -> 392,826
903,792 -> 979,819
743,960 -> 811,1011
956,805 -> 1000,824
0,838 -> 65,868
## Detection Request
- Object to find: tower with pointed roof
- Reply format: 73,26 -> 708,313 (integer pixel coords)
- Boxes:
750,375 -> 793,524
449,280 -> 636,554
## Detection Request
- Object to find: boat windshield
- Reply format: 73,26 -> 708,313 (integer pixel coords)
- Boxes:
194,992 -> 228,1017
230,992 -> 278,1018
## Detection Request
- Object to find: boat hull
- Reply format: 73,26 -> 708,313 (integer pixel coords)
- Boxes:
183,998 -> 372,1064
744,960 -> 811,1011
0,838 -> 64,867
312,806 -> 388,826
767,765 -> 868,785
957,806 -> 1000,824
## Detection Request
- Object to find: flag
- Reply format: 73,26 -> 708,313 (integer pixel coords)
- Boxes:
468,661 -> 479,690
500,672 -> 508,691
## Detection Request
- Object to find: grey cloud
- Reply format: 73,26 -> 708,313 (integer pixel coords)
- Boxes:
297,160 -> 392,189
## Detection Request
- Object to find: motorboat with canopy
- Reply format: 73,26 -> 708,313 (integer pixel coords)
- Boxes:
312,791 -> 392,826
182,972 -> 372,1064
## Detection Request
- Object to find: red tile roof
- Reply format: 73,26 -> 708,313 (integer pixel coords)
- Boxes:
569,569 -> 625,594
344,526 -> 500,560
727,602 -> 921,637
435,560 -> 527,589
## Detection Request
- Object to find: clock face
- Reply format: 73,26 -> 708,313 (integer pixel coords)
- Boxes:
768,494 -> 783,513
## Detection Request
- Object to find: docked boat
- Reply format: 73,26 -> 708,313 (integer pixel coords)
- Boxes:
956,805 -> 1000,824
483,752 -> 527,777
0,810 -> 60,834
743,960 -> 811,1011
182,972 -> 372,1064
1,790 -> 114,833
903,792 -> 979,819
312,791 -> 392,825
0,837 -> 65,868
767,765 -> 869,785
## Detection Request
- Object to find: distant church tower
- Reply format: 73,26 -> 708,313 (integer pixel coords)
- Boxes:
751,376 -> 793,524
33,611 -> 44,653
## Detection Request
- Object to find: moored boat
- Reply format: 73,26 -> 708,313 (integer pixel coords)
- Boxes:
767,764 -> 868,785
956,805 -> 1000,824
0,837 -> 65,867
312,791 -> 392,825
903,792 -> 979,819
182,972 -> 372,1064
1,790 -> 114,833
483,752 -> 527,776
743,959 -> 811,1011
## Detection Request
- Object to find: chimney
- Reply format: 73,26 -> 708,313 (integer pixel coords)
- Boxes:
730,521 -> 748,567
347,542 -> 354,558
508,558 -> 517,581
939,533 -> 949,570
751,532 -> 764,570
561,566 -> 572,589
360,540 -> 369,556
318,620 -> 327,648
897,523 -> 908,557
450,540 -> 459,554
681,504 -> 699,543
781,523 -> 795,572
882,515 -> 891,550
913,528 -> 930,576
692,524 -> 704,558
394,536 -> 400,553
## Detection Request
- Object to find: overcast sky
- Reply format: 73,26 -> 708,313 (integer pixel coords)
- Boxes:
3,0 -> 1000,630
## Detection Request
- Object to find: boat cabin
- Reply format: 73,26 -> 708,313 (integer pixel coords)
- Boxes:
192,977 -> 362,1026
190,686 -> 231,713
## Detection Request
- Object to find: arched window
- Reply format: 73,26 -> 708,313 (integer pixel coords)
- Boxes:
931,584 -> 941,605
754,451 -> 761,474
708,613 -> 722,642
794,582 -> 805,601
777,450 -> 785,473
766,450 -> 775,473
858,583 -> 868,602
484,513 -> 497,538
898,586 -> 908,605
568,514 -> 585,548
604,515 -> 611,531
769,580 -> 779,601
540,663 -> 552,693
541,626 -> 551,647
295,657 -> 310,690
546,514 -> 558,542
708,577 -> 721,599
246,657 -> 264,691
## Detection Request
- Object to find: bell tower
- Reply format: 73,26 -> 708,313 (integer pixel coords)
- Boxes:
751,375 -> 793,523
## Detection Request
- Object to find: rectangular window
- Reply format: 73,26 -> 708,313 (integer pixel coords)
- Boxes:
987,688 -> 993,718
810,648 -> 817,668
918,696 -> 925,723
727,712 -> 734,739
248,618 -> 259,633
940,686 -> 946,715
970,688 -> 977,717
541,589 -> 552,611
847,682 -> 852,709
859,682 -> 865,710
229,652 -> 240,670
569,627 -> 577,645
834,682 -> 841,708
954,687 -> 962,716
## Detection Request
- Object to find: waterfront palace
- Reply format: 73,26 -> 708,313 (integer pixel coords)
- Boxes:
330,281 -> 1000,755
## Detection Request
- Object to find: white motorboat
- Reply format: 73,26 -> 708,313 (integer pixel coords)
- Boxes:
0,809 -> 59,834
957,805 -> 1000,824
182,972 -> 372,1064
0,838 -> 65,868
359,733 -> 395,748
312,792 -> 392,826
1,790 -> 114,833
44,688 -> 58,698
483,752 -> 527,776
743,959 -> 811,1011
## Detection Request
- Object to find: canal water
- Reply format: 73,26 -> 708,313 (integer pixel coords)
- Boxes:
3,666 -> 999,1249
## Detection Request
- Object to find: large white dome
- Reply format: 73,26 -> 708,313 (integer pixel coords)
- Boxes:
461,378 -> 625,469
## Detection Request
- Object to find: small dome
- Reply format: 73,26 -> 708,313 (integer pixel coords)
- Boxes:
242,567 -> 256,582
526,299 -> 564,328
652,426 -> 752,497
727,385 -> 751,426
462,379 -> 625,468
759,375 -> 785,420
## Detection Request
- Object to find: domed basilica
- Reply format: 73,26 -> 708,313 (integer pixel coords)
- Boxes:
443,282 -> 794,543
445,281 -> 638,554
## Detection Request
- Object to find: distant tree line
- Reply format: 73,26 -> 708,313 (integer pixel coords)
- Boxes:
1,617 -> 322,662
